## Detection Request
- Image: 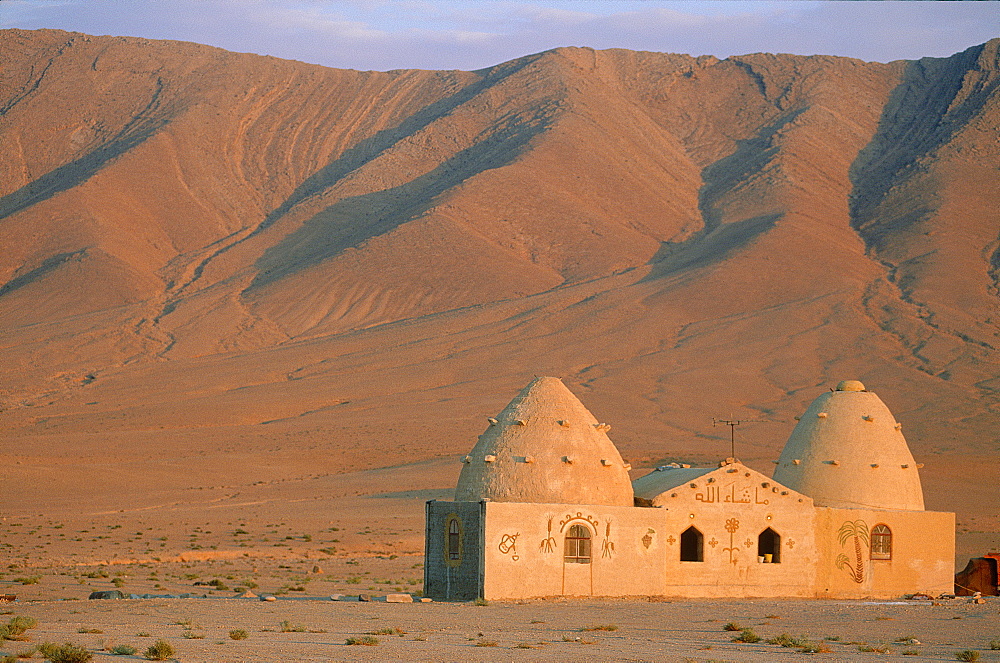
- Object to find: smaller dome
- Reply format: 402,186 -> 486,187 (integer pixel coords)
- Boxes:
773,382 -> 924,511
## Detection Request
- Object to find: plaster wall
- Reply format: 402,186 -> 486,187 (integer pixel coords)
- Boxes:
479,501 -> 669,600
654,466 -> 820,598
814,507 -> 955,599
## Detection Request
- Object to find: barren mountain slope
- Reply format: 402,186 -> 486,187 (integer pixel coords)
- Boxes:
0,30 -> 998,540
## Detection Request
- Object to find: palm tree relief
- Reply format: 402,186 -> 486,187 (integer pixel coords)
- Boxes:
835,520 -> 868,583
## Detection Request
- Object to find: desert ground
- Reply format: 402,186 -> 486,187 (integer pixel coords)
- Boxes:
2,460 -> 999,662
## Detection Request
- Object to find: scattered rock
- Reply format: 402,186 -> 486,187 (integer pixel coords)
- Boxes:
419,597 -> 433,603
260,594 -> 277,602
386,593 -> 413,603
358,594 -> 371,602
0,594 -> 16,602
88,590 -> 125,600
312,565 -> 323,574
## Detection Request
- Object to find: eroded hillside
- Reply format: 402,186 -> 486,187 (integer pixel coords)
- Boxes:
1,30 -> 998,528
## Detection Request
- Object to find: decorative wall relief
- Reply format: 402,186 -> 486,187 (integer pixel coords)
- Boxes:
539,518 -> 556,553
722,518 -> 740,565
499,533 -> 520,561
835,520 -> 868,583
645,529 -> 657,549
560,512 -> 599,532
693,483 -> 770,505
601,521 -> 615,558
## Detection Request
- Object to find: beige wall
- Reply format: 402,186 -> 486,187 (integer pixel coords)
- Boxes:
654,465 -> 820,598
814,507 -> 955,599
433,476 -> 955,600
480,501 -> 669,600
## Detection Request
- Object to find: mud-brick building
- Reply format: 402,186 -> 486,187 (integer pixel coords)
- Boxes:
424,377 -> 954,600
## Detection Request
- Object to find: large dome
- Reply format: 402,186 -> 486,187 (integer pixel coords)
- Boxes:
455,377 -> 633,506
773,381 -> 925,511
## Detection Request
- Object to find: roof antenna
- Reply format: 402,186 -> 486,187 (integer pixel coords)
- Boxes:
712,415 -> 766,461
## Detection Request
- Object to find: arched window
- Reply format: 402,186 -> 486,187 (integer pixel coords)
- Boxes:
870,524 -> 892,560
444,515 -> 462,566
564,524 -> 592,564
758,527 -> 781,563
680,526 -> 703,562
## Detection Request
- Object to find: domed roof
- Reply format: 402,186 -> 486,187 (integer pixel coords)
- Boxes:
455,377 -> 633,506
773,381 -> 924,511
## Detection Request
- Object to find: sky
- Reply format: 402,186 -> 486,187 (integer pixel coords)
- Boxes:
1,0 -> 997,72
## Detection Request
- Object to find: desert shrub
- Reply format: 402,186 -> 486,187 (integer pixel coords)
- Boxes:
76,628 -> 102,634
902,650 -> 920,656
181,630 -> 204,639
368,627 -> 405,636
111,578 -> 125,588
207,579 -> 229,591
228,629 -> 248,640
473,597 -> 489,606
16,646 -> 38,659
767,633 -> 807,648
345,635 -> 379,646
990,640 -> 1000,651
279,620 -> 305,633
42,643 -> 93,663
1,654 -> 16,663
722,622 -> 742,632
109,644 -> 137,655
13,577 -> 40,586
474,639 -> 498,647
37,644 -> 60,659
580,624 -> 618,632
1,616 -> 38,641
955,651 -> 980,662
858,644 -> 892,653
732,628 -> 761,643
799,642 -> 832,654
143,639 -> 174,660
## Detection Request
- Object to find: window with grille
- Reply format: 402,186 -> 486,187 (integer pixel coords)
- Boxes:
870,524 -> 892,560
564,524 -> 592,564
447,518 -> 461,560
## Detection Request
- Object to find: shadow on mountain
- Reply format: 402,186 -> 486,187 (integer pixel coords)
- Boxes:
0,249 -> 88,297
644,214 -> 778,281
247,109 -> 552,291
849,42 -> 999,247
254,54 -> 546,237
0,79 -> 173,221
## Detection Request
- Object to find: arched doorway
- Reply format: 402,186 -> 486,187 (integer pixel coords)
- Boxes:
562,522 -> 594,595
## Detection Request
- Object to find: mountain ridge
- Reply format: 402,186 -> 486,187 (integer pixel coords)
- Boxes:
1,29 -> 998,532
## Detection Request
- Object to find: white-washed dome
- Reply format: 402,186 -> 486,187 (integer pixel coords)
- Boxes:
773,381 -> 924,510
455,377 -> 633,506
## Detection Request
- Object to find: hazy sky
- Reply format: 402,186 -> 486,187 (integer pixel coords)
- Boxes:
1,0 -> 997,72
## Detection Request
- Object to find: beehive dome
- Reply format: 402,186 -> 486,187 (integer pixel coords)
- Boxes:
455,377 -> 633,506
773,381 -> 924,511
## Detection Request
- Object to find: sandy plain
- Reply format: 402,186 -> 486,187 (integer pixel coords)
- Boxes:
2,460 -> 998,662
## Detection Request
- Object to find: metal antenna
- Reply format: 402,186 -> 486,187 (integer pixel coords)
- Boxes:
712,415 -> 766,460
